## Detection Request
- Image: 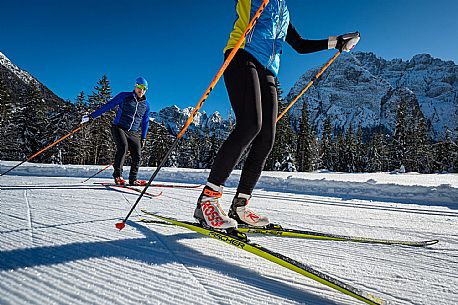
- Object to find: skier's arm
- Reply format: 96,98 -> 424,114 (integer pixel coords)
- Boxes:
90,92 -> 125,119
285,22 -> 328,54
141,102 -> 151,140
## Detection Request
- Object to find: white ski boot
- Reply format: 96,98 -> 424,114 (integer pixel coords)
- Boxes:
194,183 -> 238,229
228,193 -> 270,227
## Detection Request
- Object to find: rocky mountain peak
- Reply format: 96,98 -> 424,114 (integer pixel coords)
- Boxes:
287,51 -> 457,139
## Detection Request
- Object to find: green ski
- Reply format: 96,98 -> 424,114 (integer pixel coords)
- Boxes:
140,209 -> 387,305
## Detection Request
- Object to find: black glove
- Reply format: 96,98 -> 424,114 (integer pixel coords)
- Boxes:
328,32 -> 360,52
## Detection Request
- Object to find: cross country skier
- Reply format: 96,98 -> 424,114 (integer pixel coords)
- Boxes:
81,77 -> 151,186
194,0 -> 360,229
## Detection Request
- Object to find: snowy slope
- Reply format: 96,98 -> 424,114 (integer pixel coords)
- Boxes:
0,51 -> 66,109
1,163 -> 457,305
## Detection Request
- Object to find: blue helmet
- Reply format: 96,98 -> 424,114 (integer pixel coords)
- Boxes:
135,77 -> 148,89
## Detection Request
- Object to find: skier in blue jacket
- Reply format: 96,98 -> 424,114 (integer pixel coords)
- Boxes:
81,77 -> 151,186
194,0 -> 360,230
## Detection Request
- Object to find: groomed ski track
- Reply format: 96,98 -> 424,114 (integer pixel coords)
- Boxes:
1,171 -> 457,305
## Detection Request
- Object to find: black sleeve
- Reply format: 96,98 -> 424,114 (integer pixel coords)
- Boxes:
285,22 -> 328,54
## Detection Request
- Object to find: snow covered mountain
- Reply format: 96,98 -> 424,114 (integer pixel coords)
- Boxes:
151,105 -> 233,137
2,49 -> 456,142
286,52 -> 458,139
0,51 -> 65,108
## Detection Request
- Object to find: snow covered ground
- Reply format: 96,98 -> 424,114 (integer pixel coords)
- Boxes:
1,162 -> 457,305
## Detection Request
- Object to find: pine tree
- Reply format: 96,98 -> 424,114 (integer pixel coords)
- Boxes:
410,102 -> 431,173
19,85 -> 49,161
87,75 -> 114,164
320,117 -> 334,171
392,99 -> 408,171
296,101 -> 312,171
354,125 -> 367,172
367,131 -> 390,172
204,126 -> 222,169
434,130 -> 454,172
0,76 -> 17,159
46,100 -> 80,164
143,120 -> 173,167
72,91 -> 92,164
453,137 -> 458,172
265,79 -> 296,171
335,131 -> 346,172
344,123 -> 357,172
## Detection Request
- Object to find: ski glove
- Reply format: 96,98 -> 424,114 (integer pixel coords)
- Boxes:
328,32 -> 360,52
80,114 -> 93,124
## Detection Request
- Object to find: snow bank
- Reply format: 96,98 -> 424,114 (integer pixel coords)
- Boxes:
1,161 -> 457,205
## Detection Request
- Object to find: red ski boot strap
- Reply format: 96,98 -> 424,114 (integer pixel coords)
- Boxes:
203,188 -> 222,198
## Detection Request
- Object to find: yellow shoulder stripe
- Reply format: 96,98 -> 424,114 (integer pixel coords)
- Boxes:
224,0 -> 252,53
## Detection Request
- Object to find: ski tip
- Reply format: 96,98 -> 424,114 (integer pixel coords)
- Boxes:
115,221 -> 126,230
426,240 -> 440,246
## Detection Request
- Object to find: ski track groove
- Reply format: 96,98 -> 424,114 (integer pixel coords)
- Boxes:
24,265 -> 119,305
2,269 -> 82,305
23,189 -> 34,243
0,278 -> 54,305
139,227 -> 215,303
53,259 -> 155,304
87,192 -> 216,303
1,176 -> 457,305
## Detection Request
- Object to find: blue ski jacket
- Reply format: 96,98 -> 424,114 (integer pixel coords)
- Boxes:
225,0 -> 290,76
91,92 -> 150,139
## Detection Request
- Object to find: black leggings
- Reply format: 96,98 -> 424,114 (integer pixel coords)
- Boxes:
111,125 -> 141,180
208,49 -> 278,195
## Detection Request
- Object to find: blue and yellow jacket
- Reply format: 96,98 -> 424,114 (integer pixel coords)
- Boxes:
91,92 -> 150,139
225,0 -> 290,76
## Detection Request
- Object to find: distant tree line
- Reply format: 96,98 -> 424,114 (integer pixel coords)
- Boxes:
0,75 -> 457,173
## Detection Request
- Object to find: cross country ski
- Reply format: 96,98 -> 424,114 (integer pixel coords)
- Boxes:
140,210 -> 387,305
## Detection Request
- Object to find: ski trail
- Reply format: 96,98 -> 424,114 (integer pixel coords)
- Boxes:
23,189 -> 34,243
120,192 -> 214,301
148,227 -> 214,301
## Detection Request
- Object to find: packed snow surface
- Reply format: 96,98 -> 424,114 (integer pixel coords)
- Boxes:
1,162 -> 457,305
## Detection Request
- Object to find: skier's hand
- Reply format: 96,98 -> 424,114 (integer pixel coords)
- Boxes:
80,114 -> 93,124
141,139 -> 146,148
328,32 -> 360,52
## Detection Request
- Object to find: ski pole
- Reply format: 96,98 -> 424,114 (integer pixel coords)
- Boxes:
81,149 -> 138,183
276,51 -> 341,122
115,0 -> 271,230
81,163 -> 113,183
0,126 -> 83,176
236,52 -> 342,166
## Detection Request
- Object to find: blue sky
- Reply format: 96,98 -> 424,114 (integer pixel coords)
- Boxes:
1,0 -> 457,116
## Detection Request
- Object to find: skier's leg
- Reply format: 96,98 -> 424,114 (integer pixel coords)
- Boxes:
196,50 -> 263,229
207,50 -> 263,187
126,132 -> 142,183
111,125 -> 128,178
229,72 -> 277,227
237,72 -> 278,195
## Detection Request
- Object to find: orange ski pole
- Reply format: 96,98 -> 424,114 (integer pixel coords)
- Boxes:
116,0 -> 271,230
276,51 -> 341,122
1,126 -> 83,176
